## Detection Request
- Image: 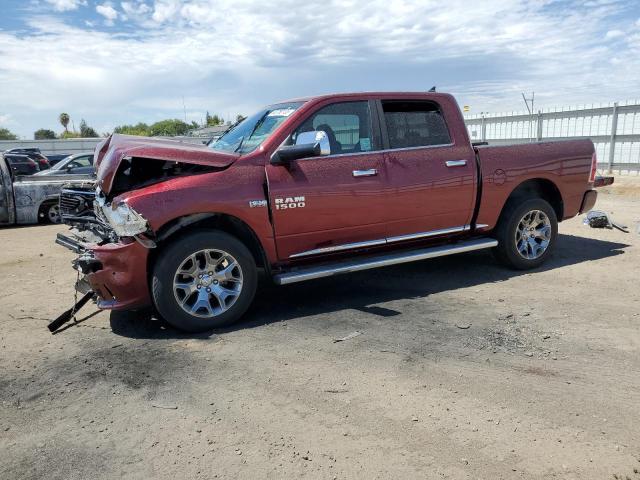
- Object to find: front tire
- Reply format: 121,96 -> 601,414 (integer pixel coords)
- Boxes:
492,197 -> 558,270
39,202 -> 61,224
152,230 -> 257,332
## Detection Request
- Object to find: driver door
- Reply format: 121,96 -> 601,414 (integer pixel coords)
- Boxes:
265,100 -> 388,260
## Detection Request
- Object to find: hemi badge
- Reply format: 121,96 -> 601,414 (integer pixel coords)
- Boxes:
249,200 -> 268,208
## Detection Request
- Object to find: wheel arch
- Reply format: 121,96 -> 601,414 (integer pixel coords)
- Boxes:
149,212 -> 270,274
501,178 -> 564,222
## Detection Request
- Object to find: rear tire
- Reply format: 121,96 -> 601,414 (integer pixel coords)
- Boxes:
492,197 -> 558,270
152,230 -> 257,332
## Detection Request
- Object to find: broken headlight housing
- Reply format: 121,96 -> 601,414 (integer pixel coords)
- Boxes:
94,187 -> 148,237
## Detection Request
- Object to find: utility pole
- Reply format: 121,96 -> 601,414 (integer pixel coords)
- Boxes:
522,92 -> 535,142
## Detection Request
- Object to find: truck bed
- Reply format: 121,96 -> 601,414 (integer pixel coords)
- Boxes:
475,139 -> 595,228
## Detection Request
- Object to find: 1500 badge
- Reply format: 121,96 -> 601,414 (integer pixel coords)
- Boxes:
275,196 -> 306,210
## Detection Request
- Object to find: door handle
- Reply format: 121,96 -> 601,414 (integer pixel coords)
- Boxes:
445,160 -> 467,167
352,168 -> 378,177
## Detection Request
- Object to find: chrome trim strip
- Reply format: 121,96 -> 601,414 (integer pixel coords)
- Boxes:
293,149 -> 380,161
386,225 -> 469,243
275,238 -> 498,285
59,189 -> 96,196
289,238 -> 387,259
475,223 -> 490,229
291,142 -> 455,162
384,143 -> 455,153
290,225 -> 470,258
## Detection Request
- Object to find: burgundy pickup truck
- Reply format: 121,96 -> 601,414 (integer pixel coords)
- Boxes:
56,92 -> 603,332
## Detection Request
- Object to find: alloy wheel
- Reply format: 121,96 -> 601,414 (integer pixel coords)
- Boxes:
173,249 -> 243,318
515,209 -> 551,260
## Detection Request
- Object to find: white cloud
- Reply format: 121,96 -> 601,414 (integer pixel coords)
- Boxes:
0,0 -> 639,137
605,29 -> 625,39
96,3 -> 119,24
121,1 -> 151,18
44,0 -> 86,12
151,0 -> 180,23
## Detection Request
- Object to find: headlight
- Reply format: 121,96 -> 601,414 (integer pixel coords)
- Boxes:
100,200 -> 148,237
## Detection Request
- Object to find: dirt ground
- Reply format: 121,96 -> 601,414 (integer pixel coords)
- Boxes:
1,179 -> 639,480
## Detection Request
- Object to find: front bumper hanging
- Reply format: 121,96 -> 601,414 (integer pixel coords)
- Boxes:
48,292 -> 94,333
56,231 -> 152,311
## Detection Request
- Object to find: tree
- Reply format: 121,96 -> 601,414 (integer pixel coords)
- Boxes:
149,119 -> 190,137
79,119 -> 99,138
59,131 -> 81,139
34,129 -> 56,140
59,113 -> 70,133
113,122 -> 151,136
205,112 -> 223,126
0,127 -> 18,140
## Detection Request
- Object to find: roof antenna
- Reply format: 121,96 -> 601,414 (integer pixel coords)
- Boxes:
428,86 -> 436,92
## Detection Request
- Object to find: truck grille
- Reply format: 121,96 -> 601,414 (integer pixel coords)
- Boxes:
59,187 -> 96,221
59,184 -> 117,242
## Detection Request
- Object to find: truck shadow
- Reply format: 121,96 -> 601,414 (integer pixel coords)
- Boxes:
109,233 -> 629,339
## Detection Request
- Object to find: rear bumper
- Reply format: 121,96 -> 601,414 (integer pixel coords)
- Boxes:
579,189 -> 598,214
57,233 -> 151,310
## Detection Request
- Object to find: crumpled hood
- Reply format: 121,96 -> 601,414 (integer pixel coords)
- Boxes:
95,134 -> 239,194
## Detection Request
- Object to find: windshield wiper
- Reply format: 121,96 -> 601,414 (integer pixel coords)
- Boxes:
233,136 -> 245,153
235,114 -> 268,153
208,118 -> 244,146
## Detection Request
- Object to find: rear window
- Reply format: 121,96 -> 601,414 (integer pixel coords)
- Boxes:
382,100 -> 451,149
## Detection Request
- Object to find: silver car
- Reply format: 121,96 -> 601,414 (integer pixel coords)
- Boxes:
34,152 -> 95,176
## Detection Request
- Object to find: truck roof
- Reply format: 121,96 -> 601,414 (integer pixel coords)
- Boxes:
278,91 -> 453,104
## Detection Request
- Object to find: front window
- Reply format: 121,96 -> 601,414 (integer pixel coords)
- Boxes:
209,102 -> 304,154
293,101 -> 374,155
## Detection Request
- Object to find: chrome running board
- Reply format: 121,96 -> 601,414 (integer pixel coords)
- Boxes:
273,238 -> 498,285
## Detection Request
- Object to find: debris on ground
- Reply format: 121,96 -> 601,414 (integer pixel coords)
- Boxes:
333,331 -> 362,343
584,210 -> 629,233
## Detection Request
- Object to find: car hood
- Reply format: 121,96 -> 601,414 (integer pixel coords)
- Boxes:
95,134 -> 239,194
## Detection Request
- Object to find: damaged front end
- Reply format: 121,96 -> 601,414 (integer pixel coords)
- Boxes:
54,134 -> 239,329
57,183 -> 155,315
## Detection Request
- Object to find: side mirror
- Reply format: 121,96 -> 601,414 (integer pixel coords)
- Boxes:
271,130 -> 331,165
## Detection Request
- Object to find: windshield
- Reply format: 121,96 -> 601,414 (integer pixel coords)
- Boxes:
209,102 -> 304,154
50,155 -> 74,171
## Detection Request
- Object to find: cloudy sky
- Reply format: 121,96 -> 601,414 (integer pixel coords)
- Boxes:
0,0 -> 639,138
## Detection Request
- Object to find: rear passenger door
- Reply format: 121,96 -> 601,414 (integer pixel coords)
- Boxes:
378,99 -> 477,241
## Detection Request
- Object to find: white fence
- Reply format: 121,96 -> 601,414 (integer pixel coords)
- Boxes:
464,100 -> 640,173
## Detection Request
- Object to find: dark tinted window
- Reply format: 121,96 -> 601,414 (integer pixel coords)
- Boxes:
382,101 -> 451,149
294,101 -> 374,155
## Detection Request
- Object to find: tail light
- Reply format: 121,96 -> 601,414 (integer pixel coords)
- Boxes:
589,152 -> 597,183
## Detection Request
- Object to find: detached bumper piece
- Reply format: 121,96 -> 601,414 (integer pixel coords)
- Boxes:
56,232 -> 86,253
48,292 -> 94,333
584,210 -> 629,233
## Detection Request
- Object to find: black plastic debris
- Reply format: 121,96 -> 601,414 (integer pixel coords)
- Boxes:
584,210 -> 629,233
